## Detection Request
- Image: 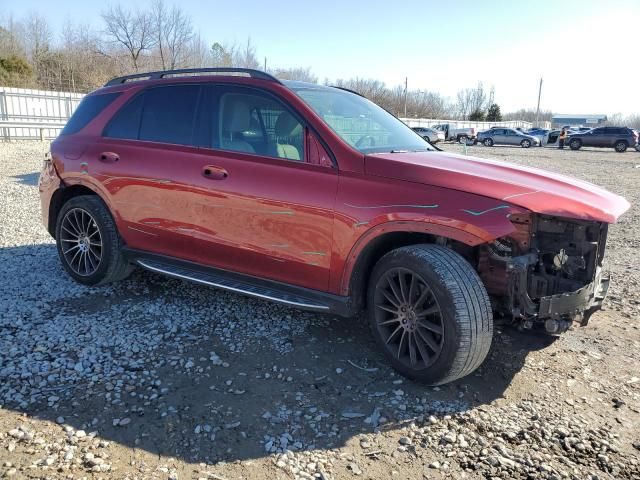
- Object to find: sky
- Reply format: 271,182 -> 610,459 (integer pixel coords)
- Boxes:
2,0 -> 640,115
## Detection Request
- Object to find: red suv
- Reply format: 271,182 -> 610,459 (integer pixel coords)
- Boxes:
39,68 -> 630,385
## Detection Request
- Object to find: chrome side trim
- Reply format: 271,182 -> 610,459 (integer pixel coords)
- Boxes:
136,260 -> 330,310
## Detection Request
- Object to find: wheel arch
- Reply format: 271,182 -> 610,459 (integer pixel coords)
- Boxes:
339,221 -> 495,311
48,180 -> 114,238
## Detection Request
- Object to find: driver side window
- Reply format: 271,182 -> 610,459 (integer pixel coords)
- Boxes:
216,88 -> 305,162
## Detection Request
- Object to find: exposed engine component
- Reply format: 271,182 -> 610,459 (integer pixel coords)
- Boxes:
478,213 -> 609,331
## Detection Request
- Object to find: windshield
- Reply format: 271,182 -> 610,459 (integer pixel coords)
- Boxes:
289,84 -> 434,154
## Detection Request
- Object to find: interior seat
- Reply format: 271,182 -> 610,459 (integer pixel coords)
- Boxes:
274,111 -> 303,161
220,99 -> 255,154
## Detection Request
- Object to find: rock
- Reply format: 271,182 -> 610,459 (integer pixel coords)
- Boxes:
428,461 -> 441,469
399,436 -> 412,446
442,431 -> 457,444
56,416 -> 65,424
347,462 -> 362,475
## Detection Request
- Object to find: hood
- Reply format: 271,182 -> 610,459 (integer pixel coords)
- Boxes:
366,151 -> 630,224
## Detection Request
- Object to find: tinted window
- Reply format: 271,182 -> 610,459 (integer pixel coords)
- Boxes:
61,92 -> 120,135
140,85 -> 200,145
590,128 -> 604,134
103,94 -> 144,140
215,88 -> 306,162
103,85 -> 200,145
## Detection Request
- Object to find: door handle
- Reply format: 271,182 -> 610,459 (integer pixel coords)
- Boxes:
202,165 -> 228,180
99,151 -> 120,163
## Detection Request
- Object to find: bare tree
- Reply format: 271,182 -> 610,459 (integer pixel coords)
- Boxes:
186,31 -> 210,68
102,5 -> 155,71
456,82 -> 490,120
272,67 -> 317,83
152,0 -> 193,70
237,37 -> 259,69
23,12 -> 51,60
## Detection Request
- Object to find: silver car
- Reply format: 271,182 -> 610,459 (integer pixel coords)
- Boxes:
477,127 -> 540,148
412,127 -> 445,143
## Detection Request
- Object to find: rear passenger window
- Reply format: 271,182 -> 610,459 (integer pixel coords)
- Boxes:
103,84 -> 200,146
61,92 -> 120,135
140,85 -> 200,145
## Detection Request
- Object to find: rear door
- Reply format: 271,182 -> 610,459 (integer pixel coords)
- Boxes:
90,83 -> 212,257
505,129 -> 520,145
492,128 -> 506,144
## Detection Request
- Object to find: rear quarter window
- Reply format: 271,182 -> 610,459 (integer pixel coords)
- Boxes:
60,92 -> 120,135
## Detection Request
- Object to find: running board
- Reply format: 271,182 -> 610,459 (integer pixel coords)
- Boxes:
125,251 -> 356,316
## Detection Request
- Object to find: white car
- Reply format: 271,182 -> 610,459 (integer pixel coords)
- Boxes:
412,127 -> 445,143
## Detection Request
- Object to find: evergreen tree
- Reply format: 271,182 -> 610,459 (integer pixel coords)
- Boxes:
469,109 -> 486,121
486,103 -> 502,122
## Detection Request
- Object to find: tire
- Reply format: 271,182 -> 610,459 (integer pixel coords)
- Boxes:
614,141 -> 628,153
457,135 -> 468,143
569,139 -> 581,150
483,138 -> 494,147
55,195 -> 133,286
521,139 -> 531,148
367,244 -> 493,385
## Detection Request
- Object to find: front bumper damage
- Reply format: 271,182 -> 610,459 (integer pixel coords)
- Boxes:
507,254 -> 610,333
479,213 -> 611,334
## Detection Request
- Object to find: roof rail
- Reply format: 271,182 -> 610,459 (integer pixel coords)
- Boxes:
104,68 -> 282,87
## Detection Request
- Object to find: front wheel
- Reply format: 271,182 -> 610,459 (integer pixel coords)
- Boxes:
55,195 -> 133,286
483,138 -> 494,147
569,139 -> 581,150
521,139 -> 531,148
367,245 -> 493,385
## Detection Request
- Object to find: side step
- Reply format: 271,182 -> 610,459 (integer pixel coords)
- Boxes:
134,256 -> 338,313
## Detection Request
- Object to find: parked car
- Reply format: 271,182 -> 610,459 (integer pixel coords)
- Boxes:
477,127 -> 540,148
412,126 -> 445,143
527,128 -> 550,145
40,68 -> 630,385
430,123 -> 477,142
567,126 -> 639,152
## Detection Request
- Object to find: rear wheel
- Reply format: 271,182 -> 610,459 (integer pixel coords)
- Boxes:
55,195 -> 133,286
521,139 -> 531,148
614,140 -> 628,153
569,139 -> 582,150
367,245 -> 493,385
483,138 -> 494,147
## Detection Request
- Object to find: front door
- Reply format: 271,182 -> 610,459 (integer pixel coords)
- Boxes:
187,85 -> 338,291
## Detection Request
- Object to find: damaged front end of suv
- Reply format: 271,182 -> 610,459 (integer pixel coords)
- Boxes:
478,212 -> 611,334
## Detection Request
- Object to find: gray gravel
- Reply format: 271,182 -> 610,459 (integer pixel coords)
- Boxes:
0,141 -> 638,479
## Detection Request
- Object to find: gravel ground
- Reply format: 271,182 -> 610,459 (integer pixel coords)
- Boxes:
0,141 -> 638,480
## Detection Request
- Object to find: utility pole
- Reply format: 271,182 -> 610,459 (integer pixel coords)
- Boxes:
403,77 -> 408,118
264,57 -> 267,72
535,77 -> 543,127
